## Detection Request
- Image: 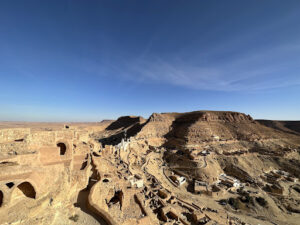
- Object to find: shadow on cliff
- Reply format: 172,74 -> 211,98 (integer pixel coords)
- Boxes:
99,116 -> 146,146
161,112 -> 206,173
105,116 -> 143,131
162,111 -> 206,150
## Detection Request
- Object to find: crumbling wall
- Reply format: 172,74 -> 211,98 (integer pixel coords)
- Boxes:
0,128 -> 30,143
29,131 -> 56,147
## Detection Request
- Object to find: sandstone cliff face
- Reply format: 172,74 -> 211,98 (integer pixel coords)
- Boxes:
136,113 -> 175,141
136,111 -> 296,149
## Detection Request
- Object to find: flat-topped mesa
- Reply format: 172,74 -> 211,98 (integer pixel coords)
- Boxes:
148,111 -> 253,123
136,110 -> 298,148
141,111 -> 255,140
198,111 -> 254,122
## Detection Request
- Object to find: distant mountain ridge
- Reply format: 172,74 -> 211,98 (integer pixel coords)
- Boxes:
256,120 -> 300,135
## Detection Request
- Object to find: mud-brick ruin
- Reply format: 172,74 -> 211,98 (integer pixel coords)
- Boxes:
0,126 -> 96,224
1,111 -> 300,225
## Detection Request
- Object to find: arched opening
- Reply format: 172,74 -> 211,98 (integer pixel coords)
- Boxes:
0,190 -> 3,207
57,143 -> 67,155
15,182 -> 36,199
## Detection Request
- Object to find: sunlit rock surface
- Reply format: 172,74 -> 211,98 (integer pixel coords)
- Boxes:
1,111 -> 300,225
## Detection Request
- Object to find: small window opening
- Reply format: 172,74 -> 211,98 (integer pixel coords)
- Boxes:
6,182 -> 14,188
57,143 -> 67,155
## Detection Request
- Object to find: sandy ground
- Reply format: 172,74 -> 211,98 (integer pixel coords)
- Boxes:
0,121 -> 113,131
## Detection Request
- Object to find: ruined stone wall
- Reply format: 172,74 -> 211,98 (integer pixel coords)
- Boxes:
74,130 -> 90,143
0,128 -> 30,143
0,127 -> 93,225
29,131 -> 56,147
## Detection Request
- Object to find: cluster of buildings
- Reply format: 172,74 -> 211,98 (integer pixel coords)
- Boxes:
261,169 -> 298,184
218,173 -> 243,188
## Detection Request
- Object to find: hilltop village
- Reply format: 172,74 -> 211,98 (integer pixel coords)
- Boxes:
0,111 -> 300,225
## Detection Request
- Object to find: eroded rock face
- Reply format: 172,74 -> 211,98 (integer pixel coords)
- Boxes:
136,111 -> 298,149
1,111 -> 300,225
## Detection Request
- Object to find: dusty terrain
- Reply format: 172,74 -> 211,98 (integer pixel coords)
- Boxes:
0,111 -> 300,225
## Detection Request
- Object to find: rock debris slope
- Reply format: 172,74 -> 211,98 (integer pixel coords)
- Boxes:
0,111 -> 300,225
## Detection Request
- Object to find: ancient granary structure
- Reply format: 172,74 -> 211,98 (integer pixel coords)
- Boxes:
0,127 -> 93,222
0,127 -> 153,225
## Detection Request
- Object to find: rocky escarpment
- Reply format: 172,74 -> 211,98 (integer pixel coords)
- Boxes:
135,111 -> 299,150
96,116 -> 146,146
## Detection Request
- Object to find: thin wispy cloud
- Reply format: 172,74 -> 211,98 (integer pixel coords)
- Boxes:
106,6 -> 300,92
117,42 -> 300,91
1,1 -> 300,121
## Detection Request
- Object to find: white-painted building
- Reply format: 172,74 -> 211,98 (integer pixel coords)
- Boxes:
128,175 -> 144,188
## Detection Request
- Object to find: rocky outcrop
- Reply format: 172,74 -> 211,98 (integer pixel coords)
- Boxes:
136,111 -> 298,149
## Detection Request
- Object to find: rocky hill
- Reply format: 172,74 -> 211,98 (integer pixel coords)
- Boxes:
134,111 -> 299,149
2,111 -> 300,225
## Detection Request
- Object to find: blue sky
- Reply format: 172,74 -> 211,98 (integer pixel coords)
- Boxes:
0,0 -> 300,121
